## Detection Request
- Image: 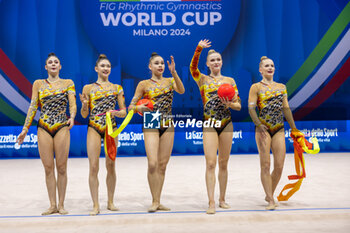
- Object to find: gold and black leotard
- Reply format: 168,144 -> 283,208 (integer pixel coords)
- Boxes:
132,78 -> 175,137
88,83 -> 124,137
257,81 -> 287,137
23,79 -> 76,137
190,46 -> 240,135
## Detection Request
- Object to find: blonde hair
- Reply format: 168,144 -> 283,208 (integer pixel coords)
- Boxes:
207,49 -> 220,60
95,54 -> 109,66
259,56 -> 269,67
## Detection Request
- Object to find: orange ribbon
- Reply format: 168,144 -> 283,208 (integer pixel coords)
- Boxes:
104,120 -> 117,161
277,129 -> 319,201
103,110 -> 135,161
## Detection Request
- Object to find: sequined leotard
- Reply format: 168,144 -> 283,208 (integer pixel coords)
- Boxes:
132,78 -> 175,137
257,82 -> 287,137
23,79 -> 76,137
88,83 -> 124,137
190,46 -> 240,135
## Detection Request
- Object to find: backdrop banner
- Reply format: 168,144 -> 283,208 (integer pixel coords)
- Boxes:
1,120 -> 348,158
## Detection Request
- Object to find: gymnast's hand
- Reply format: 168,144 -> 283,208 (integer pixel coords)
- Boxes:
220,97 -> 232,109
167,55 -> 176,74
136,103 -> 152,114
79,93 -> 88,106
198,39 -> 212,48
67,118 -> 74,129
16,129 -> 28,145
109,109 -> 126,118
257,123 -> 269,138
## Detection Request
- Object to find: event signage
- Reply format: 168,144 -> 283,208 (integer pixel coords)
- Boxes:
79,0 -> 241,78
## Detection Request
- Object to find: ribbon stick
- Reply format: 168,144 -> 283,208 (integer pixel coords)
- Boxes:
277,128 -> 320,201
97,108 -> 127,116
104,110 -> 135,161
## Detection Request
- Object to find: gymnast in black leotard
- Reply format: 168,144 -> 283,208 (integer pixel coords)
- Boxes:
189,39 -> 241,214
129,52 -> 185,212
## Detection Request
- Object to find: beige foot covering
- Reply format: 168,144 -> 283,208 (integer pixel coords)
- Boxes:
206,207 -> 216,214
89,208 -> 100,216
41,207 -> 58,216
58,208 -> 68,215
107,203 -> 119,211
219,202 -> 231,209
157,204 -> 170,211
148,203 -> 159,212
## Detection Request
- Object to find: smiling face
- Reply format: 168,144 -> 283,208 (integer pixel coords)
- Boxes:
45,56 -> 61,76
206,52 -> 222,74
259,59 -> 275,79
149,56 -> 165,76
95,59 -> 111,78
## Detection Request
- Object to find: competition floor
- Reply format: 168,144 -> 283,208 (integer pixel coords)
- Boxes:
0,153 -> 349,233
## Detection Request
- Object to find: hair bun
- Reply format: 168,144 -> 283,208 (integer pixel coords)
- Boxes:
46,52 -> 59,63
149,52 -> 161,64
208,49 -> 216,55
95,54 -> 110,66
99,54 -> 107,59
48,52 -> 56,57
260,56 -> 268,61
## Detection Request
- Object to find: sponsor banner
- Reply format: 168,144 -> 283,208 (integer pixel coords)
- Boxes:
285,120 -> 349,152
0,126 -> 38,158
0,120 -> 348,158
113,124 -> 145,156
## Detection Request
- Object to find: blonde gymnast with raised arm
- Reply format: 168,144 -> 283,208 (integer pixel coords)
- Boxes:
190,40 -> 241,214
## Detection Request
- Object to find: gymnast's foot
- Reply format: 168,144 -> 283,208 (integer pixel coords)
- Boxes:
89,205 -> 100,216
265,201 -> 276,210
157,204 -> 170,211
206,207 -> 216,214
42,206 -> 58,215
265,196 -> 278,207
58,207 -> 68,215
148,203 -> 159,212
107,203 -> 119,211
219,202 -> 230,209
206,201 -> 216,214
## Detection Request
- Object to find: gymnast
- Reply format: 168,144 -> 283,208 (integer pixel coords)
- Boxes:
16,53 -> 76,215
190,39 -> 241,214
248,56 -> 297,210
80,54 -> 126,215
128,53 -> 185,212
